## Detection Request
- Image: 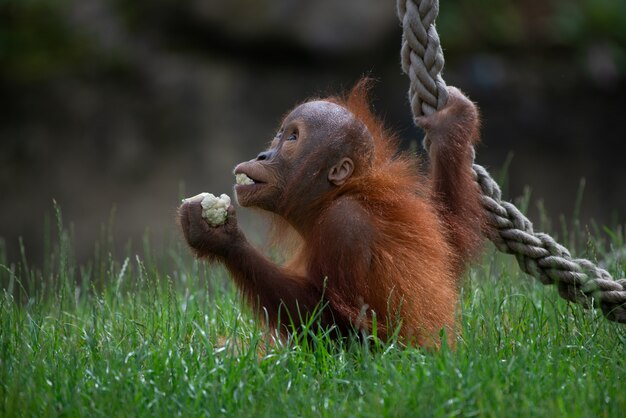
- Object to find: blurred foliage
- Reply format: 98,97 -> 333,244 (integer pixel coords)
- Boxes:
0,0 -> 144,86
0,0 -> 92,83
1,0 -> 625,84
112,0 -> 180,29
438,0 -> 626,48
439,0 -> 525,47
551,0 -> 626,44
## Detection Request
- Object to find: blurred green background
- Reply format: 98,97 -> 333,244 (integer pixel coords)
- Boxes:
1,0 -> 625,264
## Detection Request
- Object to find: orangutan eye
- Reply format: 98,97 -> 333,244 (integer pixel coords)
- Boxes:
287,131 -> 298,141
275,129 -> 284,139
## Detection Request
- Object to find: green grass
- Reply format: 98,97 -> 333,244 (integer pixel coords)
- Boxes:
0,207 -> 624,417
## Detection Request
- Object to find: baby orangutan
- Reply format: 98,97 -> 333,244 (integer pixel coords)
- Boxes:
179,81 -> 484,347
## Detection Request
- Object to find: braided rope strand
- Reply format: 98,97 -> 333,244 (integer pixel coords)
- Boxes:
398,0 -> 448,118
397,0 -> 626,323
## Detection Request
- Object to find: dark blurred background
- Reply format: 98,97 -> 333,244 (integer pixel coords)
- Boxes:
1,0 -> 625,266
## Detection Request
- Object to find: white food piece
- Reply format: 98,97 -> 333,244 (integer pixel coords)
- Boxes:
200,193 -> 231,227
182,192 -> 209,204
236,173 -> 254,185
182,192 -> 231,227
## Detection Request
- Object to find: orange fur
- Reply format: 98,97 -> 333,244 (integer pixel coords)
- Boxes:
297,81 -> 460,345
179,79 -> 485,348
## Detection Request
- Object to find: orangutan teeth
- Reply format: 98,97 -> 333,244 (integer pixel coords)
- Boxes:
236,173 -> 255,185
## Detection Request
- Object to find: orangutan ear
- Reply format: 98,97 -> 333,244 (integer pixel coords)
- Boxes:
328,157 -> 354,186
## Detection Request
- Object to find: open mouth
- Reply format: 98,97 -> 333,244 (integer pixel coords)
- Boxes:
233,164 -> 271,207
233,163 -> 268,199
235,173 -> 256,186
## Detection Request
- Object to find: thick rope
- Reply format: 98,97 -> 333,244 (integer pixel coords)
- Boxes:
398,0 -> 448,118
397,0 -> 626,324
